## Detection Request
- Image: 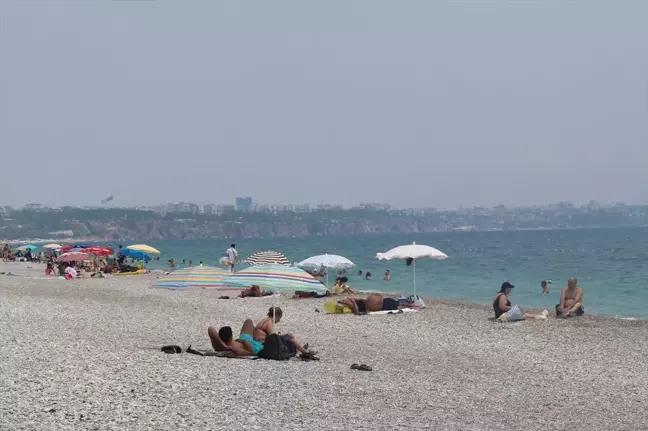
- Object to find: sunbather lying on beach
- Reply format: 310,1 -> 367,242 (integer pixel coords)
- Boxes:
338,293 -> 401,315
254,307 -> 314,356
208,319 -> 264,357
239,285 -> 275,297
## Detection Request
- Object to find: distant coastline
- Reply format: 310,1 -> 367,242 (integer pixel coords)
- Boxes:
1,204 -> 646,242
3,225 -> 647,245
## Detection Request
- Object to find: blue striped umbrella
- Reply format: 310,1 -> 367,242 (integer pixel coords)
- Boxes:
153,266 -> 232,290
221,265 -> 327,293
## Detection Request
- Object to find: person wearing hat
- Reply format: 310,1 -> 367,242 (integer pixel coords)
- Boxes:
493,282 -> 539,320
493,282 -> 515,318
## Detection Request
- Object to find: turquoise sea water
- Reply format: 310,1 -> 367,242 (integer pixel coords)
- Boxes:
124,228 -> 647,318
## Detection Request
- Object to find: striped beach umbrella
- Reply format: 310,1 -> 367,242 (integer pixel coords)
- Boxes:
222,265 -> 326,293
244,251 -> 290,266
152,266 -> 231,290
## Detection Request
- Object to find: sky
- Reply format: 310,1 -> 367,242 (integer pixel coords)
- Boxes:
1,1 -> 647,210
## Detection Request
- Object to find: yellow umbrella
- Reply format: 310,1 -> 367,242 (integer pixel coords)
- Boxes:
126,244 -> 161,255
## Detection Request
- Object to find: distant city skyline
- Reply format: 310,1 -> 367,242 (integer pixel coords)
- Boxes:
3,197 -> 641,215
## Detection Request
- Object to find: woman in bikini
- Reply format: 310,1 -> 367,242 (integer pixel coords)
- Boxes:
254,307 -> 313,355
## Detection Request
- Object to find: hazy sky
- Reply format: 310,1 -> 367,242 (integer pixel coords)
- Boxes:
1,1 -> 647,209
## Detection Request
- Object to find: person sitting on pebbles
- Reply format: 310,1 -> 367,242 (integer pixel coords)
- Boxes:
556,277 -> 584,318
254,307 -> 315,357
338,293 -> 400,315
207,319 -> 263,357
494,282 -> 546,321
330,277 -> 356,295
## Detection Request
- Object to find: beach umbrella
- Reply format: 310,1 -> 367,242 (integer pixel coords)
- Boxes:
121,248 -> 151,262
376,242 -> 448,296
221,265 -> 327,293
222,265 -> 327,333
60,244 -> 89,253
58,251 -> 91,262
43,243 -> 62,250
152,266 -> 231,290
297,254 -> 356,287
244,251 -> 290,266
126,244 -> 160,255
24,244 -> 38,250
82,247 -> 113,256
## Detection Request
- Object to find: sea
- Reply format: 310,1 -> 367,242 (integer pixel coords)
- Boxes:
122,227 -> 647,319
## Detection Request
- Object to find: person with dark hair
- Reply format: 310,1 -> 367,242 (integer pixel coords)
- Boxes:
207,319 -> 263,356
541,280 -> 551,294
493,282 -> 542,320
405,257 -> 413,266
338,293 -> 400,315
384,270 -> 391,281
331,276 -> 355,295
365,271 -> 372,280
254,307 -> 314,356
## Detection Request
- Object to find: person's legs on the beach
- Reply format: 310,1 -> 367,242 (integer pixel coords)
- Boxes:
238,319 -> 264,355
282,332 -> 309,355
338,297 -> 359,314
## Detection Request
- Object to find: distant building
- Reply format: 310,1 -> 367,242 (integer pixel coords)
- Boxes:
236,197 -> 252,212
293,204 -> 310,213
216,204 -> 236,214
166,202 -> 198,214
202,204 -> 215,215
24,203 -> 45,211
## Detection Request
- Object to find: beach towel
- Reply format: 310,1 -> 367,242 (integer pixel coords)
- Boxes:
369,308 -> 418,315
497,304 -> 524,322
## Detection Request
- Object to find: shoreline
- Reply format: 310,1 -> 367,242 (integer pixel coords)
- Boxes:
1,260 -> 645,322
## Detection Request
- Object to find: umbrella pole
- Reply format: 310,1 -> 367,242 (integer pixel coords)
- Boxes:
413,259 -> 416,297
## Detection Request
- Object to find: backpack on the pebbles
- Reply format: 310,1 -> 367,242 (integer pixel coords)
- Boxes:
258,334 -> 295,360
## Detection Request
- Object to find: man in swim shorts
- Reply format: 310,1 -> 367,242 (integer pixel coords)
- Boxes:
556,277 -> 584,317
208,319 -> 263,356
338,293 -> 400,315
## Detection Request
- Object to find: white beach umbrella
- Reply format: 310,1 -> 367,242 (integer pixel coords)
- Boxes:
43,243 -> 63,250
376,242 -> 448,296
297,254 -> 356,287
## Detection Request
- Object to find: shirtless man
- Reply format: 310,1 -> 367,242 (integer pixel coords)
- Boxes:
338,293 -> 400,315
556,277 -> 584,317
207,319 -> 264,356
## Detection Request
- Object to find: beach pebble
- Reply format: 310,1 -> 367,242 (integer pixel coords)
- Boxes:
1,263 -> 648,430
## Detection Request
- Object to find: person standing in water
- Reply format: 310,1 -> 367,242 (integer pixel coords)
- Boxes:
226,243 -> 238,273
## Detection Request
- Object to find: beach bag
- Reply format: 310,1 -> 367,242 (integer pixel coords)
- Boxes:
498,304 -> 524,322
258,334 -> 294,361
408,295 -> 425,308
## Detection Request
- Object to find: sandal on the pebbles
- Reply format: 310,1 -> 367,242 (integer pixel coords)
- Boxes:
185,345 -> 205,356
351,363 -> 372,371
161,345 -> 182,354
300,352 -> 320,361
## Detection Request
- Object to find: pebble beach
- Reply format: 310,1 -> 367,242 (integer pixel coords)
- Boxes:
1,261 -> 647,431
